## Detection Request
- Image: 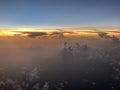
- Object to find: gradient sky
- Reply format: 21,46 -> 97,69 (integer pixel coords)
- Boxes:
0,0 -> 120,28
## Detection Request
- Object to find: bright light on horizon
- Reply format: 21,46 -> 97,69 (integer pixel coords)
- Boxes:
0,27 -> 120,37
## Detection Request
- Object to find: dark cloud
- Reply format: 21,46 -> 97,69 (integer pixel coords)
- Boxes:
50,31 -> 77,39
22,32 -> 47,38
98,32 -> 120,43
11,30 -> 80,39
98,32 -> 111,38
50,32 -> 65,39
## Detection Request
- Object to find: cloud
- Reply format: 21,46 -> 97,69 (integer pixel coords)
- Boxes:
49,30 -> 78,38
22,32 -> 47,38
22,31 -> 65,39
98,32 -> 110,38
21,30 -> 78,39
98,32 -> 120,43
49,32 -> 65,39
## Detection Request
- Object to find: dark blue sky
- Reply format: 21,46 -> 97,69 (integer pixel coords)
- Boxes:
0,0 -> 120,28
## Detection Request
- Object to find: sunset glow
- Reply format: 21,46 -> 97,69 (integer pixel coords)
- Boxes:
0,28 -> 120,37
0,30 -> 21,36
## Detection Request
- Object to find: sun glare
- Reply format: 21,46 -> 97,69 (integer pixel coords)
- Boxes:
0,30 -> 21,36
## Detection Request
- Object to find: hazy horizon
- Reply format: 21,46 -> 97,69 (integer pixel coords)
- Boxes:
0,0 -> 120,90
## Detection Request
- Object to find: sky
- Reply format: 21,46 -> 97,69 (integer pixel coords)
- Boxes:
0,0 -> 120,28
